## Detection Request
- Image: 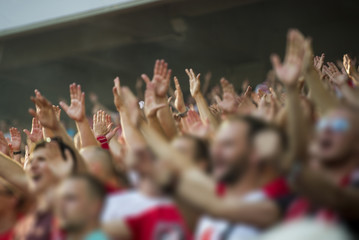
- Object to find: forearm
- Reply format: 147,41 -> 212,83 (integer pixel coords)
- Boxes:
156,97 -> 178,139
119,111 -> 146,150
294,169 -> 359,218
176,168 -> 280,228
75,119 -> 98,148
305,67 -> 339,114
284,87 -> 309,169
0,152 -> 28,193
340,85 -> 359,108
194,93 -> 219,128
147,116 -> 167,139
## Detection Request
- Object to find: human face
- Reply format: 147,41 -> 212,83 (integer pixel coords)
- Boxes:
56,179 -> 96,232
315,109 -> 358,163
253,129 -> 283,164
25,145 -> 60,194
211,121 -> 250,183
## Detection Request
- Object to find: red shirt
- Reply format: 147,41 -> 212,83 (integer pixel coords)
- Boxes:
0,229 -> 12,240
102,190 -> 192,240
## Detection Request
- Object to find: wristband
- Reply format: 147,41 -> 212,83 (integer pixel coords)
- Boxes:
176,107 -> 189,118
96,136 -> 109,150
13,151 -> 22,155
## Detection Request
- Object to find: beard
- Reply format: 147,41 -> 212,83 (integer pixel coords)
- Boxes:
218,158 -> 249,185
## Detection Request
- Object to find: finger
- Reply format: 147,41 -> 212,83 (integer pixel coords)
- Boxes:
76,85 -> 82,100
141,74 -> 151,85
154,59 -> 160,75
70,83 -> 75,100
174,77 -> 181,91
270,54 -> 282,72
81,92 -> 85,106
214,95 -> 222,104
185,69 -> 191,78
28,108 -> 37,118
59,101 -> 69,113
93,113 -> 97,125
96,111 -> 101,123
114,77 -> 121,94
101,111 -> 105,123
165,69 -> 172,81
158,59 -> 164,76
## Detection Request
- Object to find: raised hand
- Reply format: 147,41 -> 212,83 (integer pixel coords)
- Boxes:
144,82 -> 167,118
105,114 -> 120,141
122,87 -> 141,126
53,105 -> 61,120
174,77 -> 186,113
322,62 -> 344,83
343,54 -> 356,77
29,90 -> 59,130
271,29 -> 307,87
8,127 -> 21,152
0,131 -> 10,156
184,110 -> 210,138
141,59 -> 172,97
93,110 -> 112,138
186,68 -> 201,97
314,53 -> 325,72
59,83 -> 86,122
23,117 -> 43,143
112,77 -> 124,111
215,78 -> 240,114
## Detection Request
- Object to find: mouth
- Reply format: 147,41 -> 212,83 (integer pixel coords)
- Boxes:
32,174 -> 42,182
319,138 -> 333,150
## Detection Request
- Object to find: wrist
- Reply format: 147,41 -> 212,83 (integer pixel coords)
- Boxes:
177,105 -> 186,113
13,150 -> 22,155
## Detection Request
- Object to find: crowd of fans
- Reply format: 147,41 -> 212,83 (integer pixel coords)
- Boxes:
0,29 -> 358,240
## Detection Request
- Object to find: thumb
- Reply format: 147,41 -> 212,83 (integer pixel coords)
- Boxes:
59,101 -> 69,112
23,129 -> 31,137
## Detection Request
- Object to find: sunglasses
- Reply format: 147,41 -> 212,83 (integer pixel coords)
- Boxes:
316,117 -> 350,133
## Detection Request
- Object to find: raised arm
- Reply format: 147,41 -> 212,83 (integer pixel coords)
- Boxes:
144,82 -> 167,137
139,122 -> 280,228
30,90 -> 87,172
8,127 -> 22,164
60,83 -> 98,148
270,29 -> 310,168
186,68 -> 219,128
141,60 -> 177,139
112,77 -> 147,150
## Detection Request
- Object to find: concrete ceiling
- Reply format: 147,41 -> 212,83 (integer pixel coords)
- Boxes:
0,0 -> 359,129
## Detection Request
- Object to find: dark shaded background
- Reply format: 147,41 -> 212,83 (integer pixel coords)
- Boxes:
0,0 -> 358,129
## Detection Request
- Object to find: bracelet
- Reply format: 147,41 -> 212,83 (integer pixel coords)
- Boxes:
13,151 -> 22,155
176,107 -> 189,118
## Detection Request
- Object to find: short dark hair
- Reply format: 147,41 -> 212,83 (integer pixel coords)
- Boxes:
34,137 -> 78,173
69,173 -> 106,201
227,115 -> 288,150
177,135 -> 211,172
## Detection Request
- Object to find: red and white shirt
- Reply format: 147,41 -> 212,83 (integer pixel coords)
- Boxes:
195,178 -> 290,240
102,190 -> 192,240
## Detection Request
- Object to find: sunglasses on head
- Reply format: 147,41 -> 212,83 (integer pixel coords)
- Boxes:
316,117 -> 350,133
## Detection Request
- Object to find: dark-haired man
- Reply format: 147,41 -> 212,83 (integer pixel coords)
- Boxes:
56,174 -> 108,240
